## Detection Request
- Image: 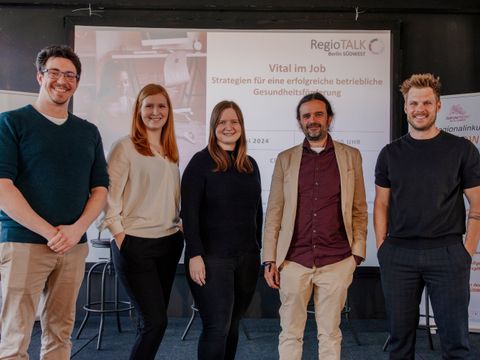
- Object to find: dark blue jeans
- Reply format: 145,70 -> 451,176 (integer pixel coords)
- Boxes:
112,231 -> 184,360
186,252 -> 260,360
378,241 -> 472,360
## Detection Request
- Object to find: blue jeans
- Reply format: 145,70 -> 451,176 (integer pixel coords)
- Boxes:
378,241 -> 472,360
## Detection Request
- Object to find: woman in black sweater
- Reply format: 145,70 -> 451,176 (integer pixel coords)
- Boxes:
181,100 -> 262,360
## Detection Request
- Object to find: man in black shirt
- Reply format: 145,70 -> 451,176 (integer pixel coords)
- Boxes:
374,73 -> 480,359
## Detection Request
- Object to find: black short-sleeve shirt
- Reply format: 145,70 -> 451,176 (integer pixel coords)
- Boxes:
375,131 -> 480,240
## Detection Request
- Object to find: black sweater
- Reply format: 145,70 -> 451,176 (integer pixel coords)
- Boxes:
181,148 -> 263,259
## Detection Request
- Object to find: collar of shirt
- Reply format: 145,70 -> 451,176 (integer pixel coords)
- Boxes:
302,134 -> 334,154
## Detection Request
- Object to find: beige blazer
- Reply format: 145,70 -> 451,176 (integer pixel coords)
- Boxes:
262,140 -> 368,267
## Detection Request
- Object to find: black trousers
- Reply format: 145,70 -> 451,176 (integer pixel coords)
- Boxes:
378,241 -> 472,360
186,252 -> 260,360
112,231 -> 184,360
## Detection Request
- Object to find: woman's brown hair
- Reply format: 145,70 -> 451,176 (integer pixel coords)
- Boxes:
208,100 -> 253,173
130,83 -> 179,163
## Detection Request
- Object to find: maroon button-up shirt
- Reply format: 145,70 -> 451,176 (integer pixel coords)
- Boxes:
286,136 -> 351,268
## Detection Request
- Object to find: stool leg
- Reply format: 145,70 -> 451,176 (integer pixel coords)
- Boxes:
345,315 -> 361,346
115,271 -> 123,333
383,335 -> 390,351
76,262 -> 103,339
76,311 -> 90,340
129,305 -> 136,327
240,320 -> 251,340
96,262 -> 109,350
181,303 -> 198,341
343,297 -> 361,345
425,290 -> 434,351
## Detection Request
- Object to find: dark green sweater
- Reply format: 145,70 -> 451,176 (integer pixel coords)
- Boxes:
0,105 -> 109,244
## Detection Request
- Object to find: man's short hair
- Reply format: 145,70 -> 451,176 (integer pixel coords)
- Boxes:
296,92 -> 334,120
400,73 -> 441,100
35,45 -> 82,79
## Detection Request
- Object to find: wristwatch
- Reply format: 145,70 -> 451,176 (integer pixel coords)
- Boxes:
261,261 -> 275,268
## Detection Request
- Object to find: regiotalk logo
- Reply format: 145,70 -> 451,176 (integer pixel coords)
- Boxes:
446,104 -> 469,122
368,38 -> 385,55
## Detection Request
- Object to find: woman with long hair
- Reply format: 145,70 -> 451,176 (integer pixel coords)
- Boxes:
101,83 -> 184,360
181,100 -> 263,359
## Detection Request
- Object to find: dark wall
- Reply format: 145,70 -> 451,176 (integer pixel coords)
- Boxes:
1,5 -> 479,139
399,14 -> 480,93
1,5 -> 479,97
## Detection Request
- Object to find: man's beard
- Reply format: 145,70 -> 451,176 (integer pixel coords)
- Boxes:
303,123 -> 327,142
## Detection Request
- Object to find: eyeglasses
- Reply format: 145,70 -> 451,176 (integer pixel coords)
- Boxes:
41,68 -> 79,82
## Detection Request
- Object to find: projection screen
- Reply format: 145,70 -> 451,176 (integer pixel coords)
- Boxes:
74,26 -> 392,266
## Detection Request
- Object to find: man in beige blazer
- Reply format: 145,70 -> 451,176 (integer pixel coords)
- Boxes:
263,92 -> 367,360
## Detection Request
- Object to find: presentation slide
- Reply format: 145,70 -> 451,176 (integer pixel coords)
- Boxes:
74,26 -> 392,265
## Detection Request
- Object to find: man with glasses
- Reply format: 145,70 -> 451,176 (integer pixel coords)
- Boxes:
0,45 -> 109,359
